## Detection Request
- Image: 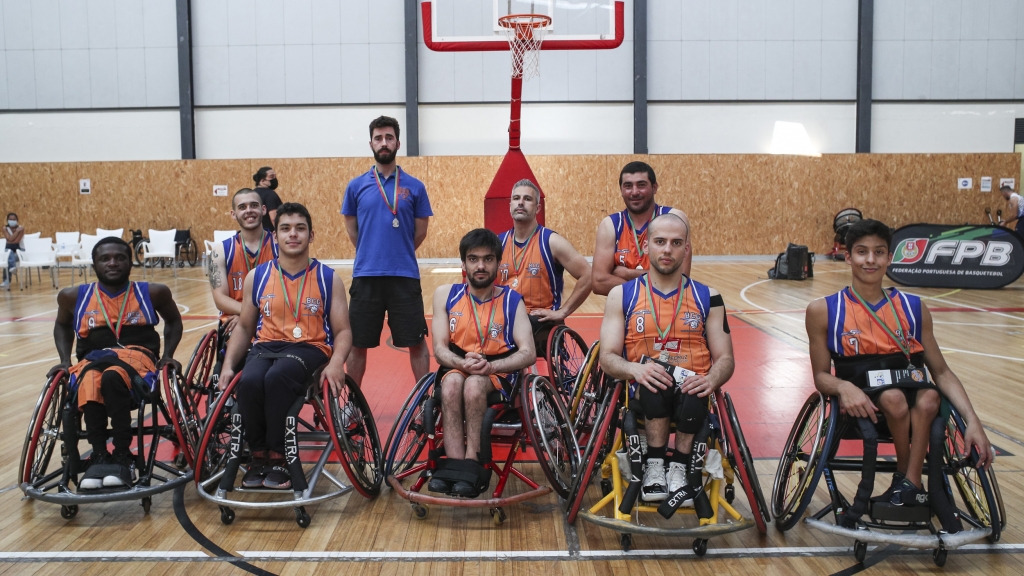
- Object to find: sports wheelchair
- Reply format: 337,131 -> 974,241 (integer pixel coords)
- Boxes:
565,378 -> 770,555
772,391 -> 1005,566
383,370 -> 579,524
164,326 -> 223,470
193,364 -> 383,528
20,366 -> 194,519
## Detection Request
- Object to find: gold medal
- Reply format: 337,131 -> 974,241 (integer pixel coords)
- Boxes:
393,217 -> 399,228
293,326 -> 302,339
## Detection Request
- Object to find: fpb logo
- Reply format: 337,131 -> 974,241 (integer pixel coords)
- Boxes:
892,238 -> 928,264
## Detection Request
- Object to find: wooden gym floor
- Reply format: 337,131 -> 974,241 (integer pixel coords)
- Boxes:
1,259 -> 1023,575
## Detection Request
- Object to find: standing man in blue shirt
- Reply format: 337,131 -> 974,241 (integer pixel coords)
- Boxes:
342,116 -> 433,386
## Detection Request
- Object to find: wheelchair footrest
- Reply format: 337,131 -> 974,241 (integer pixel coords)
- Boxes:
869,500 -> 932,524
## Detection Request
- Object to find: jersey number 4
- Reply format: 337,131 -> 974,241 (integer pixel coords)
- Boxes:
263,301 -> 272,317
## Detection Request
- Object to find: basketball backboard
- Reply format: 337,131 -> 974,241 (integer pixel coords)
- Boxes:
423,0 -> 623,51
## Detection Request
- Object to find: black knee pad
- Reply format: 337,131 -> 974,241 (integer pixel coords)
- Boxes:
674,393 -> 708,434
637,385 -> 674,419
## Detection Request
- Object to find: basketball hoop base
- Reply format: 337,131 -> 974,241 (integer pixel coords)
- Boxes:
483,148 -> 545,233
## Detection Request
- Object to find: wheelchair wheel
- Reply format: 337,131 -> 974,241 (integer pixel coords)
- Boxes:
546,326 -> 588,397
945,407 -> 1003,542
184,329 -> 218,413
183,238 -> 199,267
521,375 -> 580,499
162,367 -> 200,469
383,374 -> 437,479
324,376 -> 383,498
771,392 -> 837,531
566,380 -> 623,524
194,376 -> 237,484
719,391 -> 770,533
568,341 -> 603,441
133,241 -> 146,267
20,371 -> 68,486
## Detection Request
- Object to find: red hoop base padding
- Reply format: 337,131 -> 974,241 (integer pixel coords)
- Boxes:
483,148 -> 546,233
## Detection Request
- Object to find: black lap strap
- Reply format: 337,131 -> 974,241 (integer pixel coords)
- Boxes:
839,417 -> 879,527
929,415 -> 965,534
619,409 -> 644,515
658,417 -> 714,520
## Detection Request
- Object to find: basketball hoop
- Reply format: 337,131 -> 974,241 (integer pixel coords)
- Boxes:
498,14 -> 551,80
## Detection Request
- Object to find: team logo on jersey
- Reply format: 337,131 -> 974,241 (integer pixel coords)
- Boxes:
397,187 -> 412,202
841,329 -> 861,337
681,312 -> 702,330
488,322 -> 502,339
125,311 -> 142,325
528,263 -> 540,276
892,238 -> 928,264
303,297 -> 322,314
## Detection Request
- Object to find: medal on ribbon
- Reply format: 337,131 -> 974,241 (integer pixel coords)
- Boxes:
373,166 -> 401,228
279,259 -> 311,339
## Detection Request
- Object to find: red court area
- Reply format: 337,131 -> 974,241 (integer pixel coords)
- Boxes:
358,314 -> 816,460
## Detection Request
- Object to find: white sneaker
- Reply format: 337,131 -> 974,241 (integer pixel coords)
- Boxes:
79,477 -> 103,490
666,461 -> 688,493
641,458 -> 668,502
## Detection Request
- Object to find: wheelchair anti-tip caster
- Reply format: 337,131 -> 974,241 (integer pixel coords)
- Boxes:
619,533 -> 632,552
60,505 -> 78,520
693,538 -> 708,557
933,547 -> 947,567
173,452 -> 188,470
141,497 -> 151,514
411,504 -> 429,520
724,483 -> 735,504
854,540 -> 867,563
490,507 -> 507,526
219,506 -> 235,525
295,506 -> 311,528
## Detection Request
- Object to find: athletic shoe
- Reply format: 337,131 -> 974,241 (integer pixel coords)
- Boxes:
451,480 -> 480,498
641,458 -> 668,502
80,453 -> 109,490
262,465 -> 292,490
427,476 -> 452,494
890,478 -> 929,507
241,455 -> 268,488
103,449 -> 137,488
875,471 -> 905,502
666,461 -> 688,493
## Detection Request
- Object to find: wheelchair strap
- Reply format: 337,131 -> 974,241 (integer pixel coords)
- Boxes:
430,458 -> 492,489
285,395 -> 308,493
657,418 -> 714,520
618,409 -> 644,515
477,406 -> 499,464
840,417 -> 879,527
218,403 -> 246,492
929,415 -> 965,534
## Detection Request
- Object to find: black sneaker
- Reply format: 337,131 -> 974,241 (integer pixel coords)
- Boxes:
427,476 -> 452,494
103,449 -> 137,488
890,478 -> 929,507
451,480 -> 480,498
262,464 -> 292,490
241,458 -> 268,488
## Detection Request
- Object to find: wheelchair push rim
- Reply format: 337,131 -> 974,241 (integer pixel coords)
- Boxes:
565,380 -> 623,524
382,373 -> 437,480
546,325 -> 588,398
718,391 -> 771,533
520,374 -> 580,499
568,340 -> 604,441
945,406 -> 1003,542
20,371 -> 67,486
771,392 -> 836,531
323,375 -> 384,498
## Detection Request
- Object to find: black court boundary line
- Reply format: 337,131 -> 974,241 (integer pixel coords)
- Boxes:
172,485 -> 278,576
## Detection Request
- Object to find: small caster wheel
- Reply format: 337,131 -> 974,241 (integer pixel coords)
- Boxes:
141,497 -> 152,514
411,504 -> 429,520
219,506 -> 235,525
854,540 -> 867,563
490,507 -> 507,525
933,548 -> 947,567
173,452 -> 188,470
692,538 -> 708,557
620,533 -> 632,552
60,505 -> 78,520
724,484 -> 735,504
600,479 -> 612,496
295,507 -> 311,528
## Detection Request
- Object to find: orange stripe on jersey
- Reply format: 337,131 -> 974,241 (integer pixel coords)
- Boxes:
251,259 -> 334,356
621,275 -> 713,376
74,282 -> 159,340
825,287 -> 925,357
445,284 -> 522,357
223,231 -> 277,303
496,227 -> 563,312
610,206 -> 673,270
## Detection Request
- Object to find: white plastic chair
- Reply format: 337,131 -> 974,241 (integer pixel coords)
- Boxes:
71,234 -> 100,284
141,229 -> 178,278
53,232 -> 80,284
95,228 -> 124,239
213,230 -> 237,243
24,232 -> 41,241
17,236 -> 57,290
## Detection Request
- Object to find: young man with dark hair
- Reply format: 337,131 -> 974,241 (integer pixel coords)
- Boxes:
48,237 -> 183,489
497,179 -> 592,351
592,161 -> 692,295
342,116 -> 433,388
253,166 -> 283,231
428,228 -> 536,498
599,215 -> 733,503
806,218 -> 992,513
219,202 -> 353,490
209,189 -> 278,335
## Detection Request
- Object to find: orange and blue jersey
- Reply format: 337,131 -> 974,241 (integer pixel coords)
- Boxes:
620,275 -> 713,376
497,226 -> 563,312
609,205 -> 673,270
73,281 -> 160,359
824,287 -> 925,358
445,284 -> 522,357
251,259 -> 334,356
223,231 -> 278,303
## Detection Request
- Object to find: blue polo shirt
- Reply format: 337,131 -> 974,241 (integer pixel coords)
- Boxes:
341,166 -> 433,279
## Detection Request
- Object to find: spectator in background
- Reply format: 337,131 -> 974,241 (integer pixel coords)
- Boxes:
1000,184 -> 1024,235
253,167 -> 283,231
2,213 -> 24,288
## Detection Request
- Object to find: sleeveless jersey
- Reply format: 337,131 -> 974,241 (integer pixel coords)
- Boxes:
497,226 -> 564,311
1012,193 -> 1024,219
824,287 -> 925,358
445,284 -> 522,357
621,275 -> 713,376
609,205 -> 673,270
251,259 -> 334,356
73,282 -> 161,360
223,231 -> 278,303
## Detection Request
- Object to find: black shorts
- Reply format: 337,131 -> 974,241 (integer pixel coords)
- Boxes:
349,276 -> 428,348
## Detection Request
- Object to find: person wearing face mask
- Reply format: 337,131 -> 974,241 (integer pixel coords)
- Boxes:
253,167 -> 283,232
2,213 -> 24,288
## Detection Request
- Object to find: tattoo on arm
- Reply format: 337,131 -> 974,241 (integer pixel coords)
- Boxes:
208,254 -> 222,288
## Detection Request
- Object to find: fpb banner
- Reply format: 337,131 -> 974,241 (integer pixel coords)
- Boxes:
887,224 -> 1024,289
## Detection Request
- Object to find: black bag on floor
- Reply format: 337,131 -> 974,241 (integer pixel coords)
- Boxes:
769,243 -> 814,280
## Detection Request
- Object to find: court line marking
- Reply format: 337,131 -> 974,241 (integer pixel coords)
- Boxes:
0,308 -> 56,328
0,357 -> 58,371
738,280 -> 802,323
184,322 -> 217,334
911,294 -> 1024,323
939,347 -> 1024,362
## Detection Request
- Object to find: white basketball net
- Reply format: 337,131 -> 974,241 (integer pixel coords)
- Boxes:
500,15 -> 550,80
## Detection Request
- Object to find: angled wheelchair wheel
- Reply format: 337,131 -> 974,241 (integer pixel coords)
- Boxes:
521,375 -> 580,499
21,371 -> 68,487
568,341 -> 603,441
324,376 -> 383,498
194,374 -> 239,484
566,380 -> 623,524
183,238 -> 199,267
771,392 -> 837,531
719,391 -> 770,533
383,374 -> 437,479
945,407 -> 1003,542
546,326 -> 589,398
184,329 -> 218,408
162,367 -> 200,468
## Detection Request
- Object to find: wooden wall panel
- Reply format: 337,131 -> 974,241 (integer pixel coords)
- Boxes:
0,153 -> 1017,258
